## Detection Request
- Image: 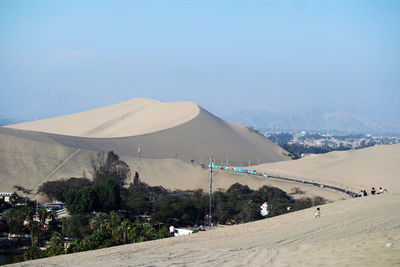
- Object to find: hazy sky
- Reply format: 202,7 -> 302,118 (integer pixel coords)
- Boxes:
1,0 -> 399,120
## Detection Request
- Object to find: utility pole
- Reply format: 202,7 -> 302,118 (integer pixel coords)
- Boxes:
209,153 -> 213,229
137,145 -> 141,185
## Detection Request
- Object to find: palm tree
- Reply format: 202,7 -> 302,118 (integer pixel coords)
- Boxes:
19,207 -> 36,246
120,219 -> 131,244
47,210 -> 59,231
89,213 -> 110,232
9,192 -> 19,208
37,207 -> 48,225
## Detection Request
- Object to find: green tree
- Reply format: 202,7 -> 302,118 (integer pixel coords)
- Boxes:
9,192 -> 19,208
156,225 -> 169,239
37,206 -> 48,225
38,178 -> 92,202
2,208 -> 25,236
127,219 -> 143,243
81,229 -> 112,251
119,219 -> 131,244
61,214 -> 90,239
92,151 -> 131,187
93,179 -> 121,212
133,172 -> 140,185
66,186 -> 98,215
89,213 -> 110,232
46,232 -> 64,256
47,210 -> 60,232
28,220 -> 40,246
24,245 -> 43,260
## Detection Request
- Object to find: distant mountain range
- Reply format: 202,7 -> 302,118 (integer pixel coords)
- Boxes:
222,109 -> 400,135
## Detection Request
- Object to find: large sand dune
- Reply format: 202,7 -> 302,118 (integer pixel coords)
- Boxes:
2,98 -> 289,166
0,98 -> 291,194
6,98 -> 200,138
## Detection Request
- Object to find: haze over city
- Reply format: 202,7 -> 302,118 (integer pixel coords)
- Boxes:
1,0 -> 399,133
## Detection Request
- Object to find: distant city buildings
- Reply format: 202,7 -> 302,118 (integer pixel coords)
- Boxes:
263,130 -> 400,158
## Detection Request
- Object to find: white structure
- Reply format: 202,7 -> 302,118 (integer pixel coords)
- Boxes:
0,192 -> 12,203
174,228 -> 193,236
260,202 -> 270,216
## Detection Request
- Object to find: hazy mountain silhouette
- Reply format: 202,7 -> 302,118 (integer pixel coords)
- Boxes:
223,108 -> 400,135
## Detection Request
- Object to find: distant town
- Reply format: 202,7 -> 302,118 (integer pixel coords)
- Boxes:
262,130 -> 400,159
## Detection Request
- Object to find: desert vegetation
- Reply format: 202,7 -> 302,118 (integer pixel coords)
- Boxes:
1,151 -> 325,262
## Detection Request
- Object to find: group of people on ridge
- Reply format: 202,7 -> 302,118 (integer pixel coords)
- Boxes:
360,187 -> 388,196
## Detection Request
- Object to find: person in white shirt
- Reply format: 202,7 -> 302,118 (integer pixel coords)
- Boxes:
169,225 -> 175,237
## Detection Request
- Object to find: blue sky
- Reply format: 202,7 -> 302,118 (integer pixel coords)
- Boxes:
0,0 -> 399,120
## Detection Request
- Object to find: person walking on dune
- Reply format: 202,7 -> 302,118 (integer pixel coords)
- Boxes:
315,207 -> 320,218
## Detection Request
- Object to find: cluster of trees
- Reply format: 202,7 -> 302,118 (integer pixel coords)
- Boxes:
2,151 -> 169,261
41,178 -> 325,228
3,150 -> 326,262
37,151 -> 326,228
0,202 -> 169,261
280,143 -> 351,157
21,211 -> 169,260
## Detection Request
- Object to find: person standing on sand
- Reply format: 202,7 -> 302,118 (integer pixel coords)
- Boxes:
315,207 -> 320,218
169,225 -> 175,237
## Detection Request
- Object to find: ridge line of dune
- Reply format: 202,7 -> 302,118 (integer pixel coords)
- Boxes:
32,149 -> 82,190
5,98 -> 201,138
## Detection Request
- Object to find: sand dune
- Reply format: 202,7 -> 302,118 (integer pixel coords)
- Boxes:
11,193 -> 400,266
0,130 -> 343,202
254,144 -> 400,194
3,99 -> 399,266
2,98 -> 289,166
6,98 -> 200,138
0,98 -> 290,194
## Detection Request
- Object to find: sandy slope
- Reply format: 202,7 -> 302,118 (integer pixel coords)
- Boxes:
6,98 -> 200,138
2,98 -> 399,266
12,193 -> 400,267
0,131 -> 342,202
1,99 -> 290,166
254,144 -> 400,194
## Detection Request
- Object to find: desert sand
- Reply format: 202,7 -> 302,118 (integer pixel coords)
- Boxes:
6,144 -> 400,266
2,98 -> 399,266
1,98 -> 289,168
0,131 -> 343,202
6,98 -> 200,138
0,98 -> 290,194
11,193 -> 400,266
254,144 -> 400,194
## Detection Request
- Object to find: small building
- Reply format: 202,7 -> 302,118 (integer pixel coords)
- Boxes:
0,192 -> 13,203
44,201 -> 65,211
174,228 -> 193,236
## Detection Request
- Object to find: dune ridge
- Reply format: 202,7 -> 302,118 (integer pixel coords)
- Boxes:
1,100 -> 289,167
6,98 -> 200,138
254,144 -> 400,194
